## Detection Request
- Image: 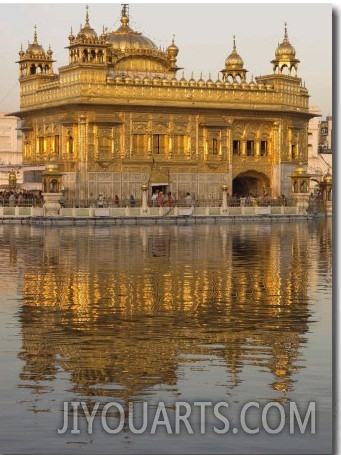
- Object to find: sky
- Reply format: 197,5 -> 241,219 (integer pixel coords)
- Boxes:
0,1 -> 333,118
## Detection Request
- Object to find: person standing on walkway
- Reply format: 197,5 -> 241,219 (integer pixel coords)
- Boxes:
151,191 -> 158,206
9,192 -> 16,207
114,195 -> 120,207
185,192 -> 192,207
157,191 -> 164,207
97,193 -> 104,208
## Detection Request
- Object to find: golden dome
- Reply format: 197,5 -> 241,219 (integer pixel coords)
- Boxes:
206,74 -> 214,86
77,6 -> 98,40
106,6 -> 158,52
68,27 -> 75,42
188,72 -> 196,86
197,73 -> 205,87
114,75 -> 124,83
46,46 -> 53,58
215,76 -> 223,88
78,24 -> 98,40
26,27 -> 45,57
249,76 -> 257,89
43,163 -> 61,174
152,75 -> 162,85
275,23 -> 296,59
323,171 -> 332,183
225,36 -> 244,69
167,36 -> 179,58
18,45 -> 25,58
292,163 -> 310,177
179,72 -> 188,86
124,74 -> 133,84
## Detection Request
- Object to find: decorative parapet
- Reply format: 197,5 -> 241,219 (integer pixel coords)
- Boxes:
19,75 -> 310,113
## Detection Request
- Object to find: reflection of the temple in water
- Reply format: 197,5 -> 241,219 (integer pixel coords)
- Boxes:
0,219 -> 331,411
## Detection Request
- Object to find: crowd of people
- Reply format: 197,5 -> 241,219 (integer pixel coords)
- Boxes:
0,190 -> 43,206
0,188 -> 297,209
92,190 -> 290,208
94,190 -> 182,208
150,190 -> 175,207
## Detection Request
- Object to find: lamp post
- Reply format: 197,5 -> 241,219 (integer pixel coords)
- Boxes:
140,184 -> 149,215
220,184 -> 229,214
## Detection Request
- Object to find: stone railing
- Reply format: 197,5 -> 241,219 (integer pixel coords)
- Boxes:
0,197 -> 331,219
0,204 -> 302,219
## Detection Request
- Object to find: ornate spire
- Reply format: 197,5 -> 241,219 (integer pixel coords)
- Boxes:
68,26 -> 75,41
33,25 -> 38,44
120,4 -> 130,27
76,5 -> 98,40
85,4 -> 90,26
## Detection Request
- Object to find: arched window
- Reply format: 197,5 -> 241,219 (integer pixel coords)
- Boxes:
212,138 -> 219,155
233,140 -> 240,155
98,135 -> 112,158
82,49 -> 88,62
300,181 -> 308,193
260,141 -> 267,156
153,134 -> 167,154
50,179 -> 60,193
246,140 -> 254,156
291,145 -> 297,159
68,135 -> 73,154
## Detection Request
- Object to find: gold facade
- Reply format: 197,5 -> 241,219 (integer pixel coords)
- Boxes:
13,6 -> 316,200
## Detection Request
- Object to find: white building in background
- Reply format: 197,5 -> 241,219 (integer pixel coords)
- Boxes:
0,113 -> 44,191
0,113 -> 23,189
308,109 -> 332,192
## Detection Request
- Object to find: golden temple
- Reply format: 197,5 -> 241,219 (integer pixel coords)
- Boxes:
12,5 -> 316,201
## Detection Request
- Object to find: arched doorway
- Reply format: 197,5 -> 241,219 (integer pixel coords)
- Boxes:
232,170 -> 271,197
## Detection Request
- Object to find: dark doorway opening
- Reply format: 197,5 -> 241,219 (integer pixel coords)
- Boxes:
232,171 -> 271,198
233,176 -> 259,197
151,184 -> 168,195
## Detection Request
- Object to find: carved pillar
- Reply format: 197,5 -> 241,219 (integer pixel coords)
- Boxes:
187,135 -> 193,158
77,114 -> 88,201
168,135 -> 173,158
241,140 -> 247,157
147,134 -> 152,156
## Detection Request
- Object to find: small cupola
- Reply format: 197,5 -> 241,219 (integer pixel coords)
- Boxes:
221,35 -> 248,83
271,23 -> 300,76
